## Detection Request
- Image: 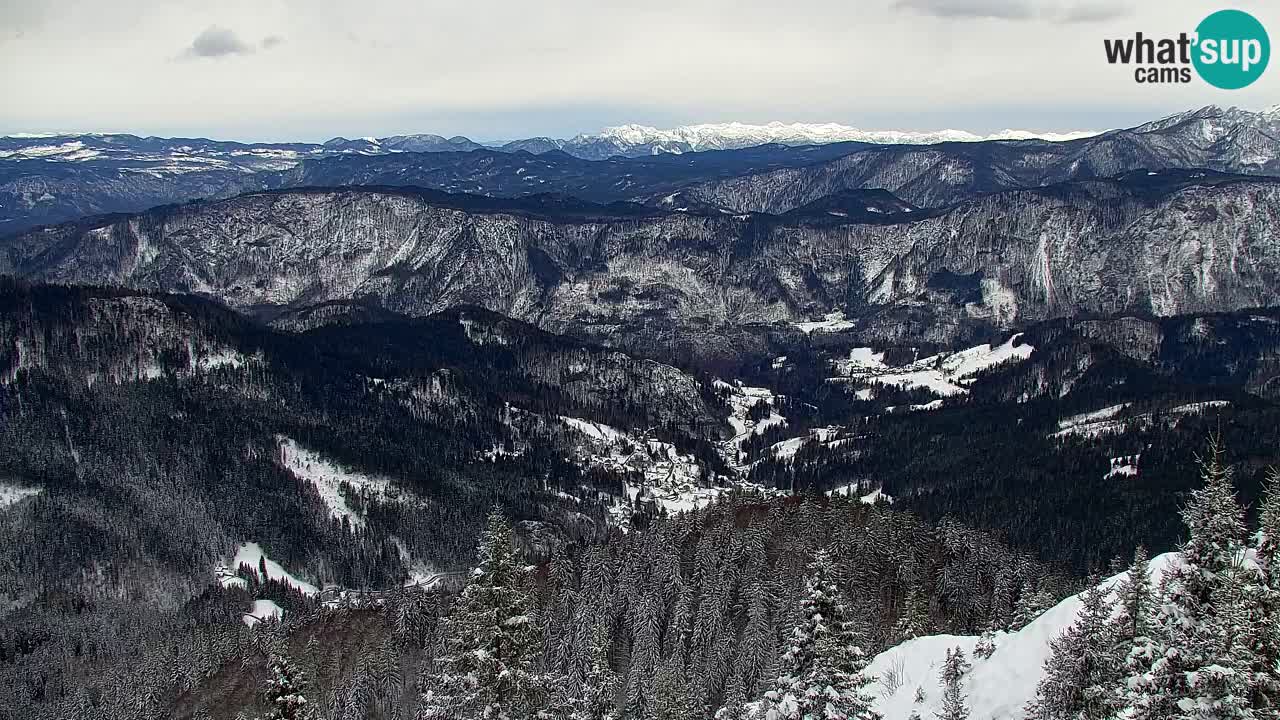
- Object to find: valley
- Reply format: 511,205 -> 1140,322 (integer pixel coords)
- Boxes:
2,102 -> 1279,720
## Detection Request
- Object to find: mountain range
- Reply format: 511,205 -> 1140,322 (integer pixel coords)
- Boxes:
4,169 -> 1277,365
1,104 -> 1276,235
4,101 -> 1280,720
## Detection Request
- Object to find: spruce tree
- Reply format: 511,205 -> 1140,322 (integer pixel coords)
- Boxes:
1025,583 -> 1119,720
934,648 -> 970,720
891,589 -> 930,644
1112,546 -> 1153,643
1252,468 -> 1280,712
260,652 -> 316,720
1127,439 -> 1253,720
715,673 -> 749,720
759,549 -> 880,720
418,510 -> 548,720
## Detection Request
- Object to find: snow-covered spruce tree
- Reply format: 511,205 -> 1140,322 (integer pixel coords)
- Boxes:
552,608 -> 621,720
972,631 -> 996,661
1179,560 -> 1264,720
1252,467 -> 1280,712
1111,546 -> 1159,715
758,549 -> 880,720
1011,583 -> 1056,631
1024,583 -> 1119,720
417,509 -> 548,720
1126,439 -> 1258,720
934,647 -> 970,720
715,673 -> 749,720
891,589 -> 930,644
651,664 -> 703,720
259,652 -> 316,720
1112,546 -> 1153,645
738,582 -> 778,697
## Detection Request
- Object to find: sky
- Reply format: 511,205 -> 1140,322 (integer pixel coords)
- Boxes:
1,0 -> 1277,142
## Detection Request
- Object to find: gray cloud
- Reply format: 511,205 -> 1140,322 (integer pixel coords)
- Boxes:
893,0 -> 1034,20
1057,4 -> 1131,24
261,35 -> 286,50
893,0 -> 1130,22
183,26 -> 254,59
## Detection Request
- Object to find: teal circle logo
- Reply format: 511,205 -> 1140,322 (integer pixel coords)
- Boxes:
1193,9 -> 1270,89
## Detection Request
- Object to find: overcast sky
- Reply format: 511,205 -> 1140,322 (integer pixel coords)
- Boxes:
1,0 -> 1277,142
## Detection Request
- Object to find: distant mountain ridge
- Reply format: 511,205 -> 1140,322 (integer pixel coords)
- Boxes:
0,119 -> 1101,165
2,105 -> 1278,234
573,121 -> 1099,156
684,104 -> 1280,211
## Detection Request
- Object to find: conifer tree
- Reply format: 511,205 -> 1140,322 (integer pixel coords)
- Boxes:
1025,584 -> 1119,720
892,589 -> 930,644
1251,467 -> 1280,712
260,652 -> 316,720
418,509 -> 548,720
759,549 -> 880,720
715,673 -> 749,720
1112,546 -> 1153,643
934,648 -> 970,720
1011,583 -> 1055,630
738,582 -> 777,696
1127,439 -> 1253,720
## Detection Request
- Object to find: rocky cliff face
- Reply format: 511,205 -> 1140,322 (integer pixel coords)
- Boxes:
4,173 -> 1278,350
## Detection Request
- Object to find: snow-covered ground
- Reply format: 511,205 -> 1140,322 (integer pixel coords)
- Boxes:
559,415 -> 718,521
217,541 -> 320,596
558,412 -> 784,524
1053,400 -> 1230,439
716,380 -> 788,468
1105,454 -> 1141,479
0,482 -> 41,509
828,483 -> 895,504
459,316 -> 511,346
831,334 -> 1034,399
867,553 -> 1177,720
278,437 -> 402,530
242,599 -> 284,627
768,426 -> 859,461
794,310 -> 857,334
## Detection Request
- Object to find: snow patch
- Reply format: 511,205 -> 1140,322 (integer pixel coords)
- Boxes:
794,310 -> 857,334
0,483 -> 41,509
459,316 -> 509,346
278,437 -> 400,530
222,541 -> 319,596
243,599 -> 284,627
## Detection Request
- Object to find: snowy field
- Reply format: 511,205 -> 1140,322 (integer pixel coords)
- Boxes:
832,334 -> 1034,399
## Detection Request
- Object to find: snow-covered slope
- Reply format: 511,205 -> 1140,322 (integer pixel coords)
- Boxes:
867,553 -> 1178,720
0,482 -> 41,509
278,436 -> 402,530
579,122 -> 1099,154
216,541 -> 320,596
832,334 -> 1035,399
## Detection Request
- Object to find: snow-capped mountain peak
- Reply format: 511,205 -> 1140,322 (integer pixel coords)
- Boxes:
580,121 -> 1100,153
